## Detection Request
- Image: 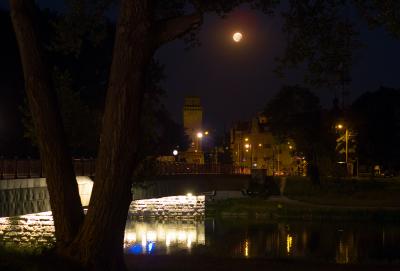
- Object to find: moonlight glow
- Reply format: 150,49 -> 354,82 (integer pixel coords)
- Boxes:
233,32 -> 243,42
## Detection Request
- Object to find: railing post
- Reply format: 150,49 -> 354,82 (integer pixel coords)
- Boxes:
90,158 -> 94,177
14,157 -> 18,179
40,159 -> 44,178
81,158 -> 85,176
27,157 -> 31,178
0,157 -> 3,180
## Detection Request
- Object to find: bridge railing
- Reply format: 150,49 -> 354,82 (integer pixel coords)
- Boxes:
0,159 -> 247,180
0,159 -> 96,180
155,162 -> 246,175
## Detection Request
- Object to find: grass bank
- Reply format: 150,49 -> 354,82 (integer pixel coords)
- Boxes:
283,176 -> 400,207
0,246 -> 82,271
206,198 -> 400,221
207,176 -> 400,221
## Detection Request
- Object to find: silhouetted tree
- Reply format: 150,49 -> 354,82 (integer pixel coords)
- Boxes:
9,0 -> 278,269
265,85 -> 336,183
351,87 -> 400,173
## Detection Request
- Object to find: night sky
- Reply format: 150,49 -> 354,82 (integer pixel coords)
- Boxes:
1,1 -> 400,134
156,6 -> 400,131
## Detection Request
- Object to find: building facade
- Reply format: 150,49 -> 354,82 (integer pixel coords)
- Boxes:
230,114 -> 297,175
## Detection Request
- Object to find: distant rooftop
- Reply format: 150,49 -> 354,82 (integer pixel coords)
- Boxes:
184,96 -> 201,107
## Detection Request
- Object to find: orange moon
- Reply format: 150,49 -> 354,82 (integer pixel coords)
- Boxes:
233,32 -> 243,42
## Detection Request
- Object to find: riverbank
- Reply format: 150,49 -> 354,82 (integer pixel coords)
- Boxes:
207,176 -> 400,221
207,197 -> 400,221
126,255 -> 400,271
1,250 -> 399,271
282,176 -> 400,207
206,176 -> 400,221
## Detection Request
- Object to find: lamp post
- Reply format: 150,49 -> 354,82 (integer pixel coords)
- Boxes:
336,123 -> 350,176
196,131 -> 203,150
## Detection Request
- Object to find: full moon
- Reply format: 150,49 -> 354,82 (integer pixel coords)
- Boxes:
233,32 -> 243,42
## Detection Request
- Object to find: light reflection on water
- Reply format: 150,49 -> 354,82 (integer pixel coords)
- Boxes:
124,221 -> 205,255
1,212 -> 400,264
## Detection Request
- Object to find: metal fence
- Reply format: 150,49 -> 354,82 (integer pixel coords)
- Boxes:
0,159 -> 95,180
0,159 -> 247,180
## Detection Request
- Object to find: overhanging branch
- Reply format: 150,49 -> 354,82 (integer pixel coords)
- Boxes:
154,12 -> 203,47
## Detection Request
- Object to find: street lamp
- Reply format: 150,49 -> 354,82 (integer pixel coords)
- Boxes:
336,123 -> 351,176
336,123 -> 349,165
172,150 -> 178,156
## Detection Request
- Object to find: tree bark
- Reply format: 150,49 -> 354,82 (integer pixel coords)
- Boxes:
61,1 -> 203,268
61,1 -> 154,269
11,0 -> 203,269
10,0 -> 84,247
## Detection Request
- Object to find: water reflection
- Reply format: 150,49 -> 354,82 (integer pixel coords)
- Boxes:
1,212 -> 400,264
244,240 -> 249,257
124,220 -> 205,255
286,234 -> 293,255
202,220 -> 400,263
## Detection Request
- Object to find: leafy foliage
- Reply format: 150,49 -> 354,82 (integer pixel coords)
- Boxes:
354,0 -> 400,38
139,60 -> 190,157
21,69 -> 100,157
351,87 -> 400,171
21,6 -> 190,159
265,85 -> 337,179
277,0 -> 361,88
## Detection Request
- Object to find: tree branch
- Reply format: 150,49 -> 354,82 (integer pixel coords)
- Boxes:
154,12 -> 203,47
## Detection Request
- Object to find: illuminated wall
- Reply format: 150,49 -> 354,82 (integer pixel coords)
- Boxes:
129,195 -> 205,219
0,195 -> 205,249
0,176 -> 93,216
0,211 -> 55,247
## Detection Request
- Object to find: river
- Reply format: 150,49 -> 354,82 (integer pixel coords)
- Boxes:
1,212 -> 400,264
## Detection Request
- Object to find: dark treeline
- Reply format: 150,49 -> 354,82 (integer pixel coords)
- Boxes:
265,85 -> 400,180
0,8 -> 188,159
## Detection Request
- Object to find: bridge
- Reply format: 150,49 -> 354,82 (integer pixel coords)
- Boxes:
0,159 -> 247,180
0,159 -> 253,217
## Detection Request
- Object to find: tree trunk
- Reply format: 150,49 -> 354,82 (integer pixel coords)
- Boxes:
10,0 -> 84,247
61,1 -> 153,269
11,0 -> 202,269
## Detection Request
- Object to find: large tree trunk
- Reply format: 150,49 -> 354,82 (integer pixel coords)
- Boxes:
10,0 -> 84,247
61,1 -> 153,269
11,0 -> 202,269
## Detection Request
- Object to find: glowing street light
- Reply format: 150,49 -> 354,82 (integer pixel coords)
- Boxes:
196,132 -> 203,139
336,123 -> 350,176
244,143 -> 250,149
172,150 -> 178,156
